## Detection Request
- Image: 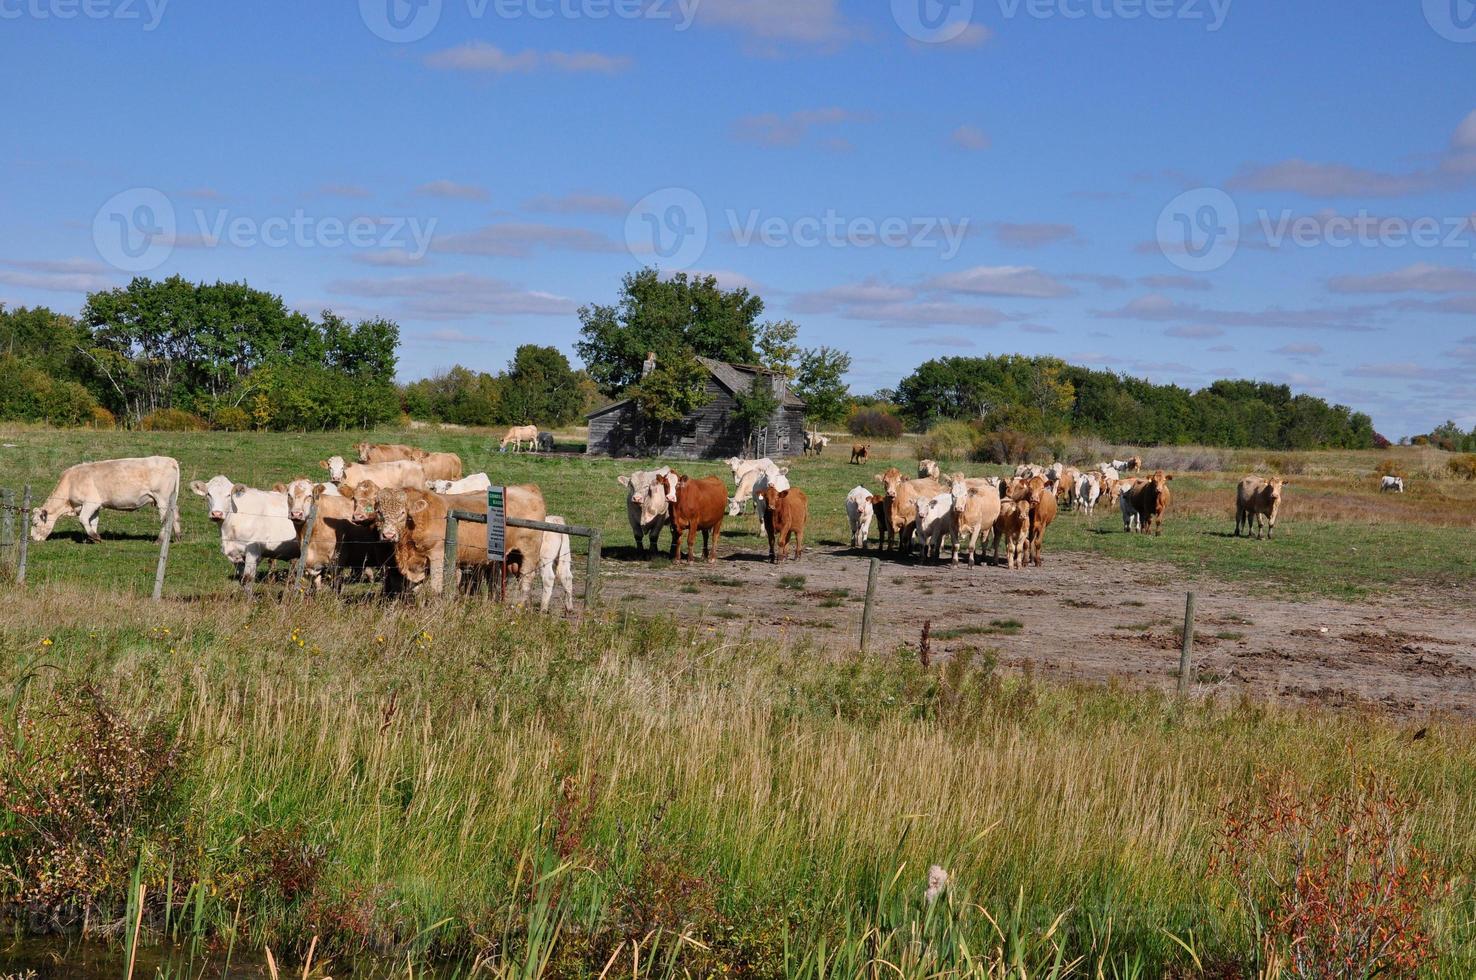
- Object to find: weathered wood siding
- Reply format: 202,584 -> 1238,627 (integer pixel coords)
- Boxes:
586,378 -> 806,461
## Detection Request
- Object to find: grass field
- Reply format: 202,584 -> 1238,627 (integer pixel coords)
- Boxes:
2,425 -> 1475,601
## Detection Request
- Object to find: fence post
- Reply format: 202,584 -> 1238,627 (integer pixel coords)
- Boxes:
442,512 -> 459,595
289,499 -> 318,596
1178,591 -> 1196,696
152,491 -> 177,602
1,487 -> 13,562
584,529 -> 602,608
860,557 -> 880,652
16,486 -> 31,586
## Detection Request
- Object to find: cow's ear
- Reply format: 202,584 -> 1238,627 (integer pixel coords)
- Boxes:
617,475 -> 631,488
318,460 -> 329,470
409,498 -> 429,514
311,484 -> 325,499
779,466 -> 790,475
189,480 -> 208,496
271,483 -> 286,493
779,489 -> 789,498
232,483 -> 248,496
1165,474 -> 1175,481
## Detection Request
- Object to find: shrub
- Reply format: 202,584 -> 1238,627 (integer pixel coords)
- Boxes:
974,428 -> 1038,465
848,407 -> 903,439
1264,454 -> 1307,476
88,406 -> 116,429
1448,454 -> 1476,481
140,408 -> 210,431
1373,459 -> 1406,480
917,421 -> 978,461
211,405 -> 252,431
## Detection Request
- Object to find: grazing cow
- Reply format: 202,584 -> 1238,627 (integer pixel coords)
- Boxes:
1024,481 -> 1058,566
804,431 -> 830,456
429,473 -> 492,495
536,432 -> 556,453
1235,476 -> 1288,539
850,444 -> 871,465
499,425 -> 539,452
762,485 -> 809,562
661,474 -> 728,563
729,462 -> 790,529
419,452 -> 463,483
725,457 -> 782,489
537,516 -> 574,613
989,498 -> 1032,569
1117,479 -> 1141,532
1074,472 -> 1103,516
372,484 -> 546,597
320,456 -> 426,489
1127,470 -> 1173,536
1381,475 -> 1406,493
31,456 -> 181,543
845,486 -> 885,549
189,475 -> 297,583
290,483 -> 394,593
918,459 -> 941,480
1125,455 -> 1143,472
356,443 -> 425,464
877,467 -> 944,557
1108,458 -> 1130,472
617,467 -> 673,557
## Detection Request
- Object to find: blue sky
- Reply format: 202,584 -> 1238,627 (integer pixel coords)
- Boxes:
3,0 -> 1475,437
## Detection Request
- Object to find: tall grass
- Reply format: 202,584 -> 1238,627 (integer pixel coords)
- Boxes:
2,589 -> 1473,976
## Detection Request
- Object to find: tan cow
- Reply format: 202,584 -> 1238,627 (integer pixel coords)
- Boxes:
31,456 -> 181,543
1125,455 -> 1143,472
1024,481 -> 1058,566
537,516 -> 575,613
850,444 -> 871,465
762,485 -> 809,563
371,484 -> 546,597
320,456 -> 426,489
290,483 -> 395,593
876,467 -> 944,556
356,442 -> 426,464
499,425 -> 539,452
989,497 -> 1032,569
418,452 -> 463,483
1235,476 -> 1287,539
948,476 -> 1002,566
918,459 -> 941,480
1127,470 -> 1173,536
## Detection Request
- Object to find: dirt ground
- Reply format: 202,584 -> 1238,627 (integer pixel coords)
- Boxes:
600,531 -> 1476,719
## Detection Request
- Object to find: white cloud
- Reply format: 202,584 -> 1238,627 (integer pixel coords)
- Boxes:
991,223 -> 1078,248
692,0 -> 858,49
430,223 -> 622,257
926,265 -> 1074,298
522,192 -> 629,216
326,273 -> 577,320
0,258 -> 116,294
1164,325 -> 1224,339
424,41 -> 631,74
416,180 -> 489,201
1328,263 -> 1476,294
732,107 -> 870,148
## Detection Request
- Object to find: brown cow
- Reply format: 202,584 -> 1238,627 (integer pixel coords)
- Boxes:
291,483 -> 396,592
371,484 -> 546,596
988,497 -> 1032,569
661,474 -> 727,564
1127,470 -> 1173,536
1024,481 -> 1058,566
1125,455 -> 1143,472
1235,476 -> 1287,539
850,444 -> 871,464
356,442 -> 426,464
761,485 -> 809,563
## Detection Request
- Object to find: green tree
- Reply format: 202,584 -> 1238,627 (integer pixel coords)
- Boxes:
498,345 -> 584,427
576,268 -> 764,396
756,320 -> 801,378
794,346 -> 852,425
732,374 -> 780,449
624,353 -> 713,445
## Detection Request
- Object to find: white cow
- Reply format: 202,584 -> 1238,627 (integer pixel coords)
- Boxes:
429,473 -> 492,495
189,475 -> 298,583
283,478 -> 341,522
31,456 -> 181,543
538,516 -> 575,613
728,460 -> 790,529
1098,463 -> 1121,481
617,467 -> 672,557
1380,475 -> 1405,493
1075,472 -> 1103,515
845,486 -> 881,549
916,492 -> 957,563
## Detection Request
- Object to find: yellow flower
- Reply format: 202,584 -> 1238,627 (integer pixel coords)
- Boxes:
40,638 -> 53,647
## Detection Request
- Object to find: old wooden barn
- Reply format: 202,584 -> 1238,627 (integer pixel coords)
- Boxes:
585,356 -> 807,460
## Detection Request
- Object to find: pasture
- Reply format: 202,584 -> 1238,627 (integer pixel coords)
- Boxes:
2,425 -> 1476,976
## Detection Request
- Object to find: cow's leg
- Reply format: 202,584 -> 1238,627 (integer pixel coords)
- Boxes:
708,525 -> 721,563
240,545 -> 261,584
76,501 -> 103,542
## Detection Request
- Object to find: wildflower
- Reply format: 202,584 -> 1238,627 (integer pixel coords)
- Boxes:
924,865 -> 949,903
375,636 -> 385,644
40,638 -> 53,647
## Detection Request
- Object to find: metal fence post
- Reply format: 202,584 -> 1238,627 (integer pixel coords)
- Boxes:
289,499 -> 319,596
442,512 -> 459,595
1178,592 -> 1196,696
16,486 -> 31,586
860,558 -> 880,652
152,491 -> 177,601
584,529 -> 602,608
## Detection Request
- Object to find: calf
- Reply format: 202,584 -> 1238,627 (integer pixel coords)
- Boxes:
662,474 -> 728,564
949,476 -> 1002,566
31,456 -> 181,543
1117,479 -> 1141,532
1075,472 -> 1103,516
850,444 -> 870,465
356,443 -> 425,464
729,461 -> 790,530
1024,481 -> 1058,566
536,432 -> 556,453
1127,470 -> 1173,536
845,485 -> 884,549
291,483 -> 394,592
989,498 -> 1032,569
1235,476 -> 1288,539
762,485 -> 809,562
537,516 -> 575,613
419,452 -> 463,483
916,492 -> 956,563
372,484 -> 546,597
190,475 -> 297,584
877,467 -> 944,557
1125,455 -> 1143,472
804,431 -> 830,456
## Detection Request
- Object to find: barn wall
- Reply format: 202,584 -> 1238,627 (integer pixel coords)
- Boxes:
585,376 -> 807,461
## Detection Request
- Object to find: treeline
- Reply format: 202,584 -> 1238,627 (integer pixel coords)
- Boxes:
1,277 -> 400,430
400,345 -> 598,428
894,355 -> 1376,451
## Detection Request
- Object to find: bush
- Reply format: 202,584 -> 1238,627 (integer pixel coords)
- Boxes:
1448,454 -> 1476,481
1264,454 -> 1307,476
917,421 -> 978,461
974,428 -> 1039,465
211,405 -> 252,431
88,406 -> 116,429
848,407 -> 903,440
140,408 -> 209,431
1373,459 -> 1406,480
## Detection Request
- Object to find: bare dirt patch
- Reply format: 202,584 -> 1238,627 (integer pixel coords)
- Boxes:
602,533 -> 1476,718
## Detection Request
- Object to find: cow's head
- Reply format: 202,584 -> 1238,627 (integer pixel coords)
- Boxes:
349,480 -> 381,523
320,456 -> 347,481
190,475 -> 238,523
1263,477 -> 1287,508
636,478 -> 669,525
373,487 -> 410,542
949,477 -> 971,515
657,473 -> 681,505
877,467 -> 904,500
760,484 -> 788,513
355,442 -> 372,463
283,479 -> 316,521
29,507 -> 56,542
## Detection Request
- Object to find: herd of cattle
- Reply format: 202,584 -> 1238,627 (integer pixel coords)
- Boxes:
25,442 -> 575,611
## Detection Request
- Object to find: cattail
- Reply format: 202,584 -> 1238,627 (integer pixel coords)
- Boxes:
924,864 -> 949,903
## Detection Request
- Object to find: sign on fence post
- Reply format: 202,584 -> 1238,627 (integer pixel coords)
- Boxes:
486,486 -> 506,562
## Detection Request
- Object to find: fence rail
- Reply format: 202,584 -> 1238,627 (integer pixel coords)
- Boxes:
447,509 -> 602,608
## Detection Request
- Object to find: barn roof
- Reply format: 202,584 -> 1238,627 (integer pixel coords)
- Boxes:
585,356 -> 805,418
